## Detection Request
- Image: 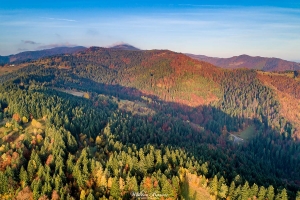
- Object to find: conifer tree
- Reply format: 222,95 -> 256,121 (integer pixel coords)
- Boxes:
218,183 -> 228,199
266,185 -> 275,200
0,172 -> 8,194
257,186 -> 266,200
276,189 -> 288,200
250,183 -> 258,197
161,175 -> 174,198
228,181 -> 236,198
209,175 -> 218,196
87,192 -> 95,200
240,181 -> 250,199
110,177 -> 121,199
19,166 -> 29,188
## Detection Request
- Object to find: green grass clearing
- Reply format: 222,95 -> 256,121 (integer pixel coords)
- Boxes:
237,125 -> 256,141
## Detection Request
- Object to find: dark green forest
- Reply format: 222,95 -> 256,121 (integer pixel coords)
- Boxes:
0,48 -> 300,199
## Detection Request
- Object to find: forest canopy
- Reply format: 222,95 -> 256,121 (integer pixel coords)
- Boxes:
0,48 -> 300,199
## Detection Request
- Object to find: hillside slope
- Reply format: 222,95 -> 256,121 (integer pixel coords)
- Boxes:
1,47 -> 299,137
0,47 -> 300,199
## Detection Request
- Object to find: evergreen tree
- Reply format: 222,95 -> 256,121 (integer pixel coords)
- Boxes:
54,175 -> 63,191
87,193 -> 95,200
240,181 -> 250,199
266,185 -> 275,200
257,186 -> 266,200
228,181 -> 236,198
110,177 -> 121,199
250,183 -> 259,198
161,175 -> 175,198
42,181 -> 52,197
19,166 -> 29,188
0,172 -> 8,194
233,185 -> 241,200
27,159 -> 37,180
171,176 -> 180,196
209,175 -> 218,196
218,183 -> 228,199
127,176 -> 138,193
31,179 -> 42,200
276,189 -> 288,200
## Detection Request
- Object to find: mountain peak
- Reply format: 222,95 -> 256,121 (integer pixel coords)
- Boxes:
109,43 -> 140,51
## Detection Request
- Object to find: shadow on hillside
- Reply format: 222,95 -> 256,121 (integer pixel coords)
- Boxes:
17,73 -> 300,194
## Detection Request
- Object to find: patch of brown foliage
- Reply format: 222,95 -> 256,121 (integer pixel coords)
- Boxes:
258,72 -> 300,139
258,72 -> 300,99
121,57 -> 131,64
51,190 -> 60,200
46,154 -> 54,166
14,186 -> 33,200
38,195 -> 49,200
0,152 -> 12,171
12,113 -> 21,122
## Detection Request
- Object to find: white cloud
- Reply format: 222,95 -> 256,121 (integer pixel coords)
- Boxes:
37,42 -> 78,49
41,17 -> 77,22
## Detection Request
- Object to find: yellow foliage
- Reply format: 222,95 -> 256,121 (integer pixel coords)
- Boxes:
83,92 -> 90,99
0,145 -> 5,152
5,122 -> 12,128
22,116 -> 29,123
178,167 -> 187,182
31,119 -> 42,128
0,194 -> 14,200
95,168 -> 103,187
95,136 -> 102,145
10,142 -> 15,149
80,190 -> 86,200
119,177 -> 125,191
107,177 -> 113,188
37,129 -> 44,134
100,175 -> 107,187
1,153 -> 7,161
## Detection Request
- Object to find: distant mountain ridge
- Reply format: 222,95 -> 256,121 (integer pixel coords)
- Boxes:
0,44 -> 142,65
187,53 -> 300,72
0,46 -> 87,65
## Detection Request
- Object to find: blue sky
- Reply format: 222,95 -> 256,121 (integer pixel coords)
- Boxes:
1,1 -> 300,61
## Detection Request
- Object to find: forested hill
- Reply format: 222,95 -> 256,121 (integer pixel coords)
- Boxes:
0,47 -> 300,199
187,53 -> 300,72
0,46 -> 86,65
